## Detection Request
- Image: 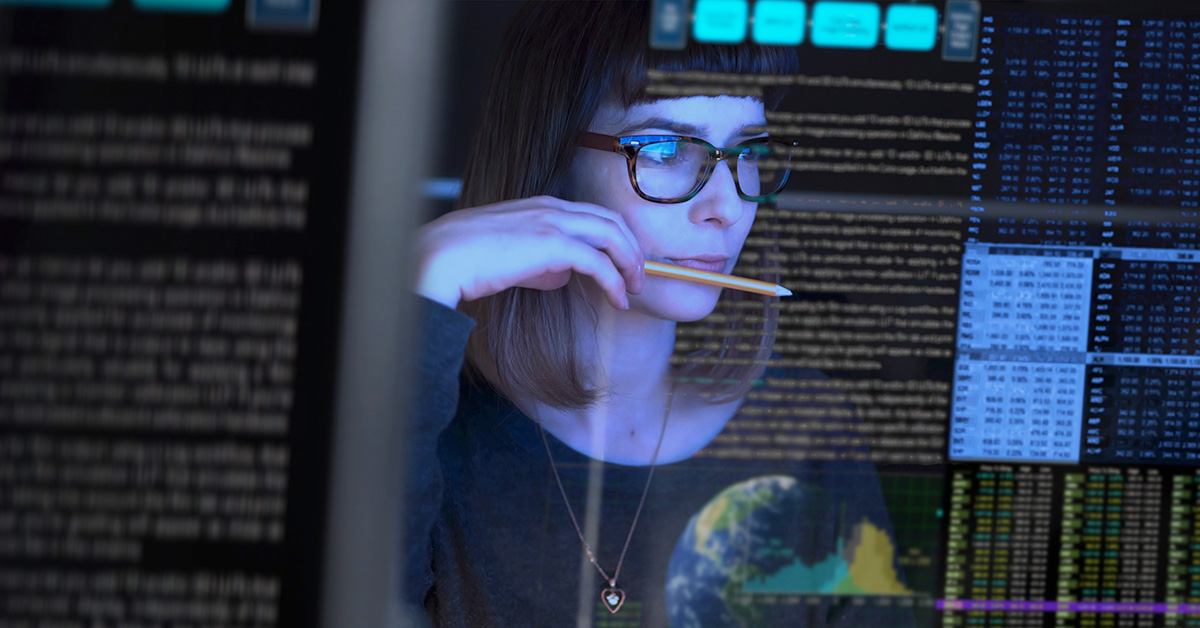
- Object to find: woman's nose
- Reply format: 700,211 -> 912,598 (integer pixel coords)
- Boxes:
690,159 -> 746,227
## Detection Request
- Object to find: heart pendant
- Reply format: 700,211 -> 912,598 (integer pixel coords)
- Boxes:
600,586 -> 626,613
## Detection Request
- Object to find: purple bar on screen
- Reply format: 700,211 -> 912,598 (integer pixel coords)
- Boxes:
936,600 -> 1200,614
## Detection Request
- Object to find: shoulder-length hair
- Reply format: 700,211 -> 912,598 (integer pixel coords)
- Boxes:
458,0 -> 797,409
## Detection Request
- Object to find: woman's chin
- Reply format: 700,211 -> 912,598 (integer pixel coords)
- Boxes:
630,282 -> 723,322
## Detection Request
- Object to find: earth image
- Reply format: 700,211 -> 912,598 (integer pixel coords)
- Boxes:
664,474 -> 905,627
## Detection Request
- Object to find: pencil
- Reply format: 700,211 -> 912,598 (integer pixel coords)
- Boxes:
643,260 -> 792,297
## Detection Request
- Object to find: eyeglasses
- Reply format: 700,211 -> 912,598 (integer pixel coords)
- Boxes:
579,131 -> 793,204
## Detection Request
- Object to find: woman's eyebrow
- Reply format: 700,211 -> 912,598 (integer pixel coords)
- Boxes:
614,116 -> 703,137
614,117 -> 772,139
613,116 -> 771,139
738,121 -> 771,137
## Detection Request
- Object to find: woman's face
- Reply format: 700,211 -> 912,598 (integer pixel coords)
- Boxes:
566,96 -> 766,322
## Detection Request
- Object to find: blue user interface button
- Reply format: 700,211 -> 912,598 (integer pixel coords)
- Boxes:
811,1 -> 880,48
942,0 -> 981,61
133,0 -> 230,12
885,4 -> 937,51
248,0 -> 319,30
753,0 -> 806,45
650,0 -> 689,50
0,0 -> 109,7
693,0 -> 749,44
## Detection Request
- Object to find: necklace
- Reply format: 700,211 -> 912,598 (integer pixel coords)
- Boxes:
537,381 -> 676,615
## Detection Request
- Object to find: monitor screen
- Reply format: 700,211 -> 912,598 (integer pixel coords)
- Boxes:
0,0 -> 430,627
414,2 -> 1200,626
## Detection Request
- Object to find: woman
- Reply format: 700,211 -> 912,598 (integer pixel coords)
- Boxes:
406,2 -> 912,626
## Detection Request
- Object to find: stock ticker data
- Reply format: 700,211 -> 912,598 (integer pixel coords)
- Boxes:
636,1 -> 1200,626
945,6 -> 1200,627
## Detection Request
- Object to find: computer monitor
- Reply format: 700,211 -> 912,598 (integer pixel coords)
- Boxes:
417,2 -> 1200,626
0,1 -> 438,627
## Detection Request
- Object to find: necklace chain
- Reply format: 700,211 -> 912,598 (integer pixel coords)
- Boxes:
538,381 -> 676,589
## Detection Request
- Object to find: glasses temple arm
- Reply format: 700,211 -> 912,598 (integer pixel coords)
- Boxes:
579,131 -> 621,152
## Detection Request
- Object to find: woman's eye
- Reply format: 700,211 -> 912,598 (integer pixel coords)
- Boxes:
738,140 -> 772,163
642,143 -> 683,166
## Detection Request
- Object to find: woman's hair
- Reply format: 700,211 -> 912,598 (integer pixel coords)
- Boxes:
457,0 -> 798,409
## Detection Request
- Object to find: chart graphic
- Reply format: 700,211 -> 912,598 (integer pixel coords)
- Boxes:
742,520 -> 912,594
666,475 -> 916,627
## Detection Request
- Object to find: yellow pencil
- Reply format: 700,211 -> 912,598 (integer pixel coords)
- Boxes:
644,260 -> 792,297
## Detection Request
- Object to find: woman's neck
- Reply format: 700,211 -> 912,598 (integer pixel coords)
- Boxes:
523,286 -> 681,464
588,306 -> 677,401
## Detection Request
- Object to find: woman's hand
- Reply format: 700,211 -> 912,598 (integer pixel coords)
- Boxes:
414,196 -> 646,310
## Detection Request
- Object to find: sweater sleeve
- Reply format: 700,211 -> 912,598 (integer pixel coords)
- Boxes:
400,296 -> 475,614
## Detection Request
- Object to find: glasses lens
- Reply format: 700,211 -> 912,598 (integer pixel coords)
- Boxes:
736,140 -> 788,199
633,139 -> 710,201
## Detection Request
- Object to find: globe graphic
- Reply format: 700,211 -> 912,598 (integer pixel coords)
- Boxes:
665,475 -> 909,627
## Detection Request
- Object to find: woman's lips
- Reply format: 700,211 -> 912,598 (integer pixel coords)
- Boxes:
664,257 -> 730,273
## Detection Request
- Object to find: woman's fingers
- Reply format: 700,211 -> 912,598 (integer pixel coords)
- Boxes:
517,239 -> 630,310
550,199 -> 645,275
533,206 -> 645,295
565,239 -> 633,310
415,196 -> 647,309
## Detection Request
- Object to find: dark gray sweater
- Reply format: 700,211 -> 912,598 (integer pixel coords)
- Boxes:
402,297 -> 916,627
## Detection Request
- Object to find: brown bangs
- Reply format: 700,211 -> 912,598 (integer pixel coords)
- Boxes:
614,40 -> 800,110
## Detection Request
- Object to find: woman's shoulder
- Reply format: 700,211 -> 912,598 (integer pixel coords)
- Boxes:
416,294 -> 476,348
442,368 -> 546,460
